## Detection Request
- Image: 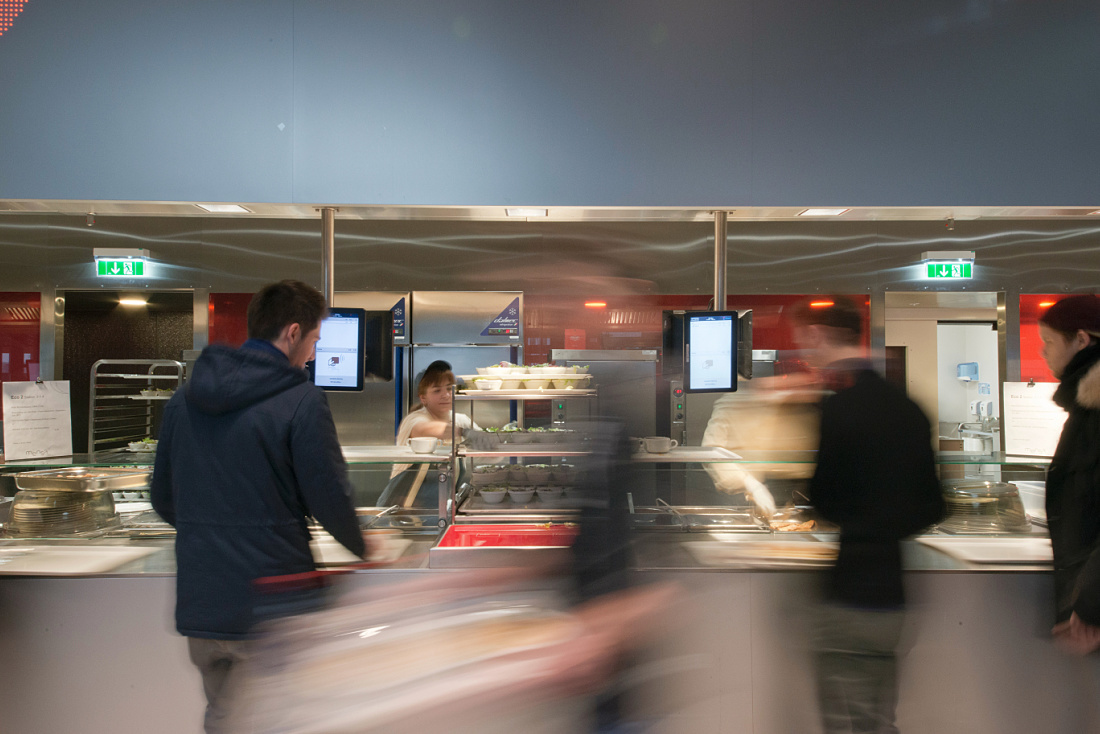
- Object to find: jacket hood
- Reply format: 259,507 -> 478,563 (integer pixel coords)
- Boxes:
185,344 -> 308,415
1078,358 -> 1100,410
1054,342 -> 1100,411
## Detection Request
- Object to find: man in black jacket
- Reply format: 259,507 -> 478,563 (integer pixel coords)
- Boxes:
791,297 -> 944,734
151,280 -> 365,733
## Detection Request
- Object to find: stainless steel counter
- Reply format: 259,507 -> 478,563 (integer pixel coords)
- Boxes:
0,528 -> 1052,577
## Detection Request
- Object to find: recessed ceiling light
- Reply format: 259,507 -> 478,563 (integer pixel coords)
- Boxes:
809,300 -> 835,308
798,208 -> 849,217
119,298 -> 148,307
505,208 -> 548,218
195,204 -> 251,214
584,301 -> 607,308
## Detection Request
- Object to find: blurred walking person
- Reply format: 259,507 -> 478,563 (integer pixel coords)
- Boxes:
790,297 -> 944,734
1037,295 -> 1100,655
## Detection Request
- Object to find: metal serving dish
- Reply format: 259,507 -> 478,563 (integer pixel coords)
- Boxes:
939,480 -> 1030,534
677,507 -> 759,532
14,467 -> 151,493
753,506 -> 837,534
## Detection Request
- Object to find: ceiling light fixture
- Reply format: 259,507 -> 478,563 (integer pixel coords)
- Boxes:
809,300 -> 835,308
195,203 -> 251,214
584,301 -> 607,308
119,298 -> 148,307
1039,301 -> 1056,308
798,208 -> 849,217
505,208 -> 548,218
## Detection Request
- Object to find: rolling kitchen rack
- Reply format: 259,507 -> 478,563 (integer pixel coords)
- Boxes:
87,359 -> 184,453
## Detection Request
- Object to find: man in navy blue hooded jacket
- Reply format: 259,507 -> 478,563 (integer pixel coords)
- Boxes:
151,280 -> 365,733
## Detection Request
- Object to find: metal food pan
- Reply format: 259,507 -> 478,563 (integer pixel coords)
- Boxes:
14,467 -> 152,493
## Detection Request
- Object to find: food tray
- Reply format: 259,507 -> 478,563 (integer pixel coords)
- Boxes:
685,539 -> 838,569
14,467 -> 152,493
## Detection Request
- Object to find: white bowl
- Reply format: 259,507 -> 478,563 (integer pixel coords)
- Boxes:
537,486 -> 564,500
525,466 -> 553,484
508,488 -> 536,503
465,430 -> 500,451
471,467 -> 507,486
475,379 -> 503,390
524,379 -> 551,389
128,441 -> 156,452
553,465 -> 576,484
543,366 -> 568,375
500,379 -> 523,389
511,366 -> 530,375
485,365 -> 510,376
475,367 -> 489,375
508,466 -> 529,483
479,488 -> 508,504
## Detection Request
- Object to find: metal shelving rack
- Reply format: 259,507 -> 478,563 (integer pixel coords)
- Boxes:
448,386 -> 598,525
87,359 -> 184,454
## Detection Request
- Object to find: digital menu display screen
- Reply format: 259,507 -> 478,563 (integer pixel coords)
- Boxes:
684,311 -> 738,393
308,308 -> 366,391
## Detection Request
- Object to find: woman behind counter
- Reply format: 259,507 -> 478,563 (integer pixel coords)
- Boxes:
380,360 -> 479,508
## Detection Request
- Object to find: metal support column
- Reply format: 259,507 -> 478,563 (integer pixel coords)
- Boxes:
320,207 -> 337,307
714,210 -> 728,311
870,289 -> 887,374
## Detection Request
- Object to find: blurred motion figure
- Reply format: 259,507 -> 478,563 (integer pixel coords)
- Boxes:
701,374 -> 822,516
791,296 -> 944,734
1038,295 -> 1100,655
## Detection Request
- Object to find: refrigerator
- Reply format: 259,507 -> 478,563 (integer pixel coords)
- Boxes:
408,291 -> 523,431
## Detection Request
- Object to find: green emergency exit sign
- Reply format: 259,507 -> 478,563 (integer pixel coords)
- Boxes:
926,262 -> 972,279
97,259 -> 146,277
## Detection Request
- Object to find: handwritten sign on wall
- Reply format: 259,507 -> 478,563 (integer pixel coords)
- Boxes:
1003,381 -> 1067,458
2,381 -> 73,461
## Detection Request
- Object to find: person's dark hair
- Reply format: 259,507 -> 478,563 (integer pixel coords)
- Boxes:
411,360 -> 455,411
789,296 -> 863,347
1039,295 -> 1100,341
417,360 -> 455,397
246,280 -> 327,341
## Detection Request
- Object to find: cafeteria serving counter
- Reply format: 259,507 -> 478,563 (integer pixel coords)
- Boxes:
0,450 -> 1088,734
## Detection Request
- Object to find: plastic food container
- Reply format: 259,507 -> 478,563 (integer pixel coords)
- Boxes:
939,480 -> 1030,534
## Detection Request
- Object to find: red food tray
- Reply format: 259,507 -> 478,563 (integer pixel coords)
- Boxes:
437,524 -> 579,548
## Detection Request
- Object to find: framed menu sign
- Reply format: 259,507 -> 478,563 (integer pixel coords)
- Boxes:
2,381 -> 73,461
1003,381 -> 1067,458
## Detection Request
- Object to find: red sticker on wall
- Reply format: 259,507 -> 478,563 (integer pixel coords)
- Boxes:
0,1 -> 27,37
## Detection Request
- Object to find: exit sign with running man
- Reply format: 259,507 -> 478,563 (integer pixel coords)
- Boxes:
926,262 -> 972,279
97,259 -> 146,277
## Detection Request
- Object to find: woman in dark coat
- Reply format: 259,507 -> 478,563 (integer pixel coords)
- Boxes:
1039,295 -> 1100,654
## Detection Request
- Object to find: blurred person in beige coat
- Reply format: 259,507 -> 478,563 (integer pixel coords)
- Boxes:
701,373 -> 823,517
